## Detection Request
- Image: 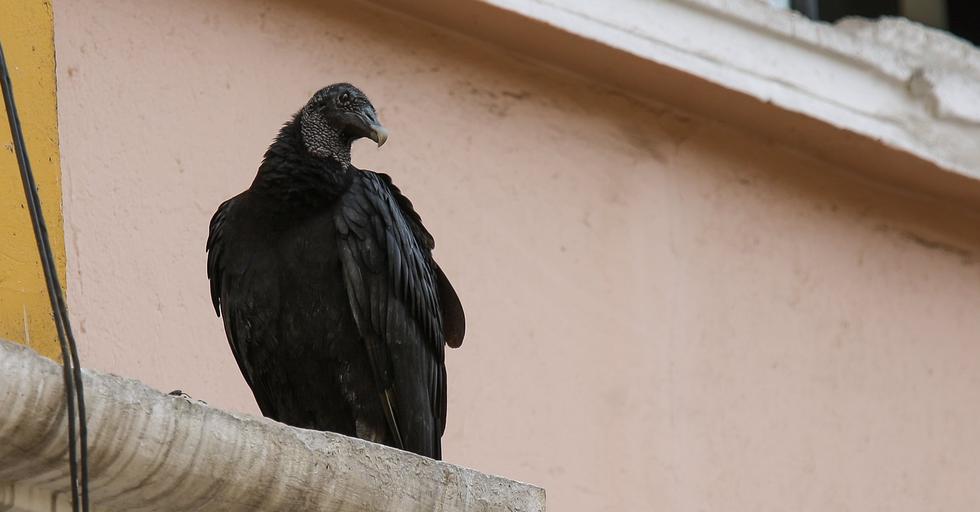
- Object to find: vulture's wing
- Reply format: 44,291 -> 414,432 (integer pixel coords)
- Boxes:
377,173 -> 465,348
207,197 -> 263,404
334,170 -> 462,459
207,198 -> 233,318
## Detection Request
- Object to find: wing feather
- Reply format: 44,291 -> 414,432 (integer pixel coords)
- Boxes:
334,170 -> 462,458
206,198 -> 234,316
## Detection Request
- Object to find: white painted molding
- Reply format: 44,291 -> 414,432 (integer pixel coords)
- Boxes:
485,0 -> 980,177
0,340 -> 545,512
368,0 -> 980,210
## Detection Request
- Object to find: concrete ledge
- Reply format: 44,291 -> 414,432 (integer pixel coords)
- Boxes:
365,0 -> 980,213
0,340 -> 545,511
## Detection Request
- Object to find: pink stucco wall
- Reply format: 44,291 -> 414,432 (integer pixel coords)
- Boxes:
53,0 -> 980,510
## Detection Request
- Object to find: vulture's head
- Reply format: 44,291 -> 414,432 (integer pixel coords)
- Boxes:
299,83 -> 387,162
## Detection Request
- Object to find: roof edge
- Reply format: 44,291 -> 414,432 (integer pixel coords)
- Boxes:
363,0 -> 980,214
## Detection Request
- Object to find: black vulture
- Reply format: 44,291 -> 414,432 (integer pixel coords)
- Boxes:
206,83 -> 465,459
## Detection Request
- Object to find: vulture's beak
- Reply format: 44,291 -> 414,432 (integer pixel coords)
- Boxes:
358,106 -> 388,147
369,123 -> 388,148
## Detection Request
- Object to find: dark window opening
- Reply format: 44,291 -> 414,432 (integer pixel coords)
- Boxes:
788,0 -> 979,46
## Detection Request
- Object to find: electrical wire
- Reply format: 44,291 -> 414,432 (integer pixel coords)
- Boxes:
0,40 -> 90,512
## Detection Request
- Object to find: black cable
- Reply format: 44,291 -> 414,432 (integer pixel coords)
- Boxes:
0,40 -> 89,512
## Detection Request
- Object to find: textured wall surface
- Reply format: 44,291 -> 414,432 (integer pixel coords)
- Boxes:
0,0 -> 66,359
0,339 -> 545,512
53,1 -> 980,511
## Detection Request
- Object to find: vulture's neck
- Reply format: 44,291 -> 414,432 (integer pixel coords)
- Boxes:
251,117 -> 352,204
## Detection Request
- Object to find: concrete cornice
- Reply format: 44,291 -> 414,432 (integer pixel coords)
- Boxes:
0,340 -> 545,511
366,0 -> 980,213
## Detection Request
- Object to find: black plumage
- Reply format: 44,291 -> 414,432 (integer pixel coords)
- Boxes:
207,83 -> 464,459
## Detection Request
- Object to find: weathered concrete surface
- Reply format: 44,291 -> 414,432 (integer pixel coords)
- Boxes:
0,339 -> 545,512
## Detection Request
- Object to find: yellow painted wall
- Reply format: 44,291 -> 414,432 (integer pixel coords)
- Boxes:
0,0 -> 65,359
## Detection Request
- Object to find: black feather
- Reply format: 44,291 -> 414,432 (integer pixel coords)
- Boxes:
206,86 -> 464,459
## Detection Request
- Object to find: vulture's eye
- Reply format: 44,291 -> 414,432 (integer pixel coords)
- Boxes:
338,92 -> 352,106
